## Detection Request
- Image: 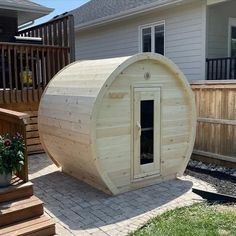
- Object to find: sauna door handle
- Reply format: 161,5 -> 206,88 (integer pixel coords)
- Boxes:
136,121 -> 141,136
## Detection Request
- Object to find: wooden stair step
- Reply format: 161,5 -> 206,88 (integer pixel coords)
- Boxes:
0,196 -> 43,227
0,214 -> 55,236
0,179 -> 33,203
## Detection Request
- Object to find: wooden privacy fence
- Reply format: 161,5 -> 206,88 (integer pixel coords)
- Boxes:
191,81 -> 236,165
0,108 -> 29,182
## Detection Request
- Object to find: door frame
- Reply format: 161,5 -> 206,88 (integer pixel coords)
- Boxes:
228,18 -> 236,57
131,84 -> 162,182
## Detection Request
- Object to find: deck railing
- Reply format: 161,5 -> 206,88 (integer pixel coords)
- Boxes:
0,42 -> 70,104
19,15 -> 75,61
0,108 -> 29,182
206,57 -> 236,80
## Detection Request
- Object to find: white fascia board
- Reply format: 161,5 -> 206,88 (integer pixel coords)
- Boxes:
0,2 -> 53,15
207,0 -> 230,6
74,0 -> 195,32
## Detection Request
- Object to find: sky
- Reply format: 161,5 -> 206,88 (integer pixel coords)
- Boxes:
33,0 -> 89,25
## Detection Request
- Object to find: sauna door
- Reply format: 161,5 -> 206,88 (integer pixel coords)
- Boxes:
133,87 -> 161,180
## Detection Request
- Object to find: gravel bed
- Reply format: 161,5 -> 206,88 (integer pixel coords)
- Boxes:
185,160 -> 236,196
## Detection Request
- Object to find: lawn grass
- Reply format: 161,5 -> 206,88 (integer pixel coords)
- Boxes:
130,203 -> 236,236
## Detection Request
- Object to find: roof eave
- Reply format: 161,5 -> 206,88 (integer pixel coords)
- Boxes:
0,2 -> 53,16
74,0 -> 193,32
207,0 -> 230,5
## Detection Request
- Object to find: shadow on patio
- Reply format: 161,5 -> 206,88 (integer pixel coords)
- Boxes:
28,154 -> 194,233
28,153 -> 54,175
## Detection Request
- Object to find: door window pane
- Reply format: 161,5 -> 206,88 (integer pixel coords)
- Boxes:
142,28 -> 152,52
140,100 -> 154,165
155,25 -> 164,55
231,27 -> 236,57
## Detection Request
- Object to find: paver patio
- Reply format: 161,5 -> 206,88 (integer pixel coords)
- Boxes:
28,153 -> 216,236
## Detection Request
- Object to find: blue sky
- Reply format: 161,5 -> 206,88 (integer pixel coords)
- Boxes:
33,0 -> 89,25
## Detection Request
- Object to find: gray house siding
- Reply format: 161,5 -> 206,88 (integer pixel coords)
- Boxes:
207,0 -> 236,58
74,1 -> 206,80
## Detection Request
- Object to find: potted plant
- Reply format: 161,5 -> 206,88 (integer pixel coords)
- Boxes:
0,133 -> 25,187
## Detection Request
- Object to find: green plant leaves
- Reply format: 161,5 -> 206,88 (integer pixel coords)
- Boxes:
0,133 -> 25,175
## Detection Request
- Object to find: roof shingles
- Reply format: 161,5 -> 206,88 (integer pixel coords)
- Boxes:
70,0 -> 176,26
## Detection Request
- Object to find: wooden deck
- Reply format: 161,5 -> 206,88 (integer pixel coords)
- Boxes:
0,15 -> 75,155
0,42 -> 69,104
0,16 -> 74,235
19,15 -> 75,62
0,178 -> 55,236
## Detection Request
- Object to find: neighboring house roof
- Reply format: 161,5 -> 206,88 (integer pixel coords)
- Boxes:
70,0 -> 193,31
0,0 -> 53,25
1,0 -> 47,8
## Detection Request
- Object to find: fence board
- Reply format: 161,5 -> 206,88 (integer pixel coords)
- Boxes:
191,81 -> 236,163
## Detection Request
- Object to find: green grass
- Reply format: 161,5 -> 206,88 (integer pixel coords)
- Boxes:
130,203 -> 236,236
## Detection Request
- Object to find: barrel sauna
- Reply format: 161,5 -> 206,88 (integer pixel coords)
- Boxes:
38,53 -> 196,195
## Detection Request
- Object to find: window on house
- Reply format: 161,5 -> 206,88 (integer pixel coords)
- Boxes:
140,22 -> 165,55
231,26 -> 236,57
142,28 -> 152,52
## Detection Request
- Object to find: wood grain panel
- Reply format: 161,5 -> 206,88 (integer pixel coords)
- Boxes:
191,82 -> 236,162
39,54 -> 196,195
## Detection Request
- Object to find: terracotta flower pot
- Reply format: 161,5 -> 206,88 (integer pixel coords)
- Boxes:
0,172 -> 12,188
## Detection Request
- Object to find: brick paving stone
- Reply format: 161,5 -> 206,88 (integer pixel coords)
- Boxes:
29,153 -> 215,236
56,223 -> 74,236
91,231 -> 109,236
99,224 -> 119,232
86,227 -> 102,234
72,230 -> 91,236
105,229 -> 121,236
93,220 -> 107,227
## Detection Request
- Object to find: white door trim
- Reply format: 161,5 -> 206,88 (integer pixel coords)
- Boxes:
132,86 -> 161,181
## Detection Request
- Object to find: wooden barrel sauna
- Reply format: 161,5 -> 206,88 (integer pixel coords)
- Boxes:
38,53 -> 197,195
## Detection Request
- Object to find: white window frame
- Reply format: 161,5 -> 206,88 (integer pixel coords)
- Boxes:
139,20 -> 165,55
228,18 -> 236,57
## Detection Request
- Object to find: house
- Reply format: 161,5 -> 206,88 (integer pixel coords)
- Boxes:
0,0 -> 75,154
70,0 -> 236,81
0,0 -> 53,41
